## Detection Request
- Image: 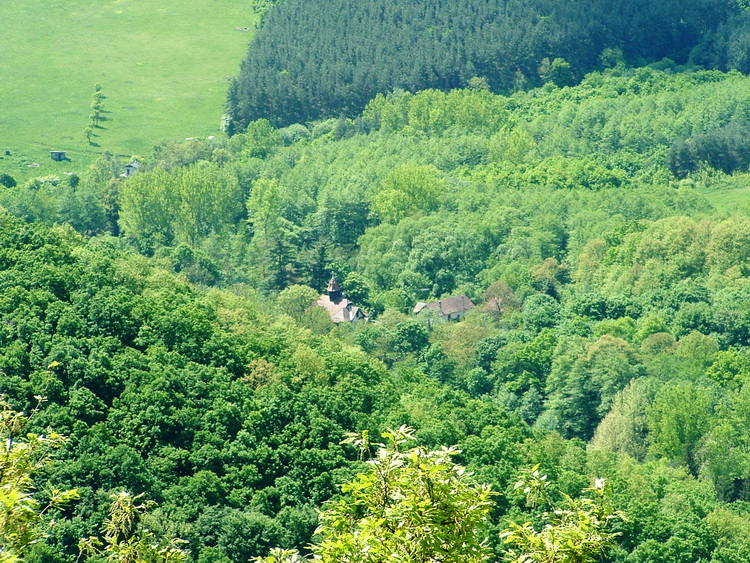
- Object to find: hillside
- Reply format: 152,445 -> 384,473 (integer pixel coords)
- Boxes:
0,0 -> 256,183
3,65 -> 750,561
8,0 -> 750,559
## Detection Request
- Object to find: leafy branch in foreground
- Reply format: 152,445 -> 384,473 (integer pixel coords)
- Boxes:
255,425 -> 495,563
0,395 -> 78,562
501,465 -> 623,563
78,492 -> 188,563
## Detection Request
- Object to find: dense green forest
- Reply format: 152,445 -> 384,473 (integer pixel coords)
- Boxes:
227,0 -> 750,129
4,63 -> 750,561
6,0 -> 750,561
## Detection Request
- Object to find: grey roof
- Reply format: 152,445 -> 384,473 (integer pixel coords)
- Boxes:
317,294 -> 368,323
413,295 -> 475,316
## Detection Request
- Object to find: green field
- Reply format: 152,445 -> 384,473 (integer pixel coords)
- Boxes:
0,0 -> 256,181
698,172 -> 750,213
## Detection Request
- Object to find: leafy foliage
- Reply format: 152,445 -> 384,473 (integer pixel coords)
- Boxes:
313,426 -> 494,562
0,397 -> 78,562
257,426 -> 495,562
79,492 -> 188,563
501,466 -> 622,563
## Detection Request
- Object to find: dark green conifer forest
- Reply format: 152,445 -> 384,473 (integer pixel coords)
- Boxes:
227,0 -> 749,129
6,1 -> 750,562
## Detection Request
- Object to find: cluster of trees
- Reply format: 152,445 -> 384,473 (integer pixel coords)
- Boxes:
0,210 -> 388,561
668,120 -> 750,177
15,67 -> 750,295
227,0 -> 741,128
85,84 -> 106,145
2,406 -> 623,563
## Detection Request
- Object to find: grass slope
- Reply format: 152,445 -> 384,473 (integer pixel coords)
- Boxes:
701,173 -> 750,213
0,0 -> 255,181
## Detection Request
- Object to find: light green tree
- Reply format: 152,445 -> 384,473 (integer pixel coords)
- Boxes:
370,164 -> 445,224
489,127 -> 538,165
501,466 -> 623,563
172,162 -> 242,245
247,178 -> 284,236
277,285 -> 331,332
84,125 -> 95,144
277,285 -> 320,321
589,379 -> 650,460
0,396 -> 78,562
89,84 -> 106,131
244,119 -> 281,159
119,163 -> 242,249
647,381 -> 715,475
119,169 -> 177,248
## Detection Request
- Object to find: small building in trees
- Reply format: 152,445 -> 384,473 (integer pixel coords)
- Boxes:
414,295 -> 475,321
122,162 -> 139,177
317,276 -> 368,324
50,151 -> 66,161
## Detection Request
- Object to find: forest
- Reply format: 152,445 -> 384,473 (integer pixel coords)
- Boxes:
2,63 -> 750,561
4,0 -> 750,562
227,0 -> 750,129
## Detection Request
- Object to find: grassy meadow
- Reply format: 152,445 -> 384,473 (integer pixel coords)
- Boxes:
697,172 -> 750,214
0,0 -> 256,181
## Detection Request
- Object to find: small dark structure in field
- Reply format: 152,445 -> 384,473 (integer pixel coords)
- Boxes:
50,151 -> 66,161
